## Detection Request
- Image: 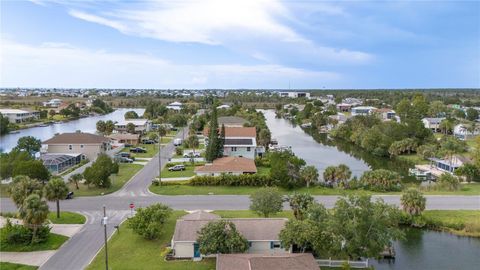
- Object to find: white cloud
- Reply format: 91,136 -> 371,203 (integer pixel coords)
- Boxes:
0,39 -> 340,88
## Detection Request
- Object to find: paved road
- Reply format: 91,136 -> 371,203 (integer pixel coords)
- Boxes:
1,122 -> 479,269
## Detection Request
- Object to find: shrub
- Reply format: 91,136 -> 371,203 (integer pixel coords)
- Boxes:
249,187 -> 283,217
436,173 -> 460,191
190,174 -> 274,187
360,169 -> 401,191
1,220 -> 50,245
127,203 -> 172,240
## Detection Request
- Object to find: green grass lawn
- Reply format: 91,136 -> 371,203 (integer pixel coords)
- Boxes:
48,211 -> 86,224
87,211 -> 215,270
422,210 -> 480,237
256,166 -> 271,176
0,232 -> 68,252
68,163 -> 143,196
122,144 -> 159,158
150,182 -> 480,196
0,262 -> 37,270
161,163 -> 201,178
1,183 -> 10,197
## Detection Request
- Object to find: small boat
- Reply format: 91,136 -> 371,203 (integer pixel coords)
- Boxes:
9,130 -> 20,134
380,246 -> 396,259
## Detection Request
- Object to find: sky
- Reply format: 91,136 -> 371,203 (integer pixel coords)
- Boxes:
0,0 -> 479,89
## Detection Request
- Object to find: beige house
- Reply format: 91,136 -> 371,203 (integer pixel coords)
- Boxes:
42,132 -> 111,161
171,211 -> 289,259
107,133 -> 140,145
216,253 -> 320,270
194,156 -> 257,176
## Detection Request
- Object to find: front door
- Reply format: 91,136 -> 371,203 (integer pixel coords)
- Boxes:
193,243 -> 200,258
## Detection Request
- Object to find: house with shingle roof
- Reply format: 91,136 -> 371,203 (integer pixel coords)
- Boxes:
41,131 -> 111,161
216,253 -> 320,270
217,116 -> 248,127
204,126 -> 258,159
171,211 -> 289,259
194,156 -> 257,176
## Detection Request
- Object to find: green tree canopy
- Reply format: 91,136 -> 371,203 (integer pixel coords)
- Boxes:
196,220 -> 249,255
287,192 -> 314,220
12,160 -> 50,183
127,203 -> 172,240
8,175 -> 43,209
249,187 -> 283,217
19,194 -> 49,242
466,108 -> 479,122
400,188 -> 426,216
360,169 -> 401,191
124,110 -> 139,119
300,165 -> 319,188
14,136 -> 41,156
0,113 -> 9,135
44,178 -> 69,218
126,123 -> 136,134
83,154 -> 116,188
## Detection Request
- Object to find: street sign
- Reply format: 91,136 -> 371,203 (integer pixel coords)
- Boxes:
102,216 -> 108,225
129,203 -> 135,209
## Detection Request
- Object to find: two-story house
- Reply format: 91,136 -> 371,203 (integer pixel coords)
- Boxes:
41,131 -> 111,161
114,119 -> 152,134
204,127 -> 257,159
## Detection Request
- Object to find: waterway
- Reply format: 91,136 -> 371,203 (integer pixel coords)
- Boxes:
0,108 -> 145,153
372,228 -> 479,270
261,109 -> 414,179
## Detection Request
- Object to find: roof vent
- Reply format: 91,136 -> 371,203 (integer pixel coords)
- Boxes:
76,130 -> 81,133
54,133 -> 60,136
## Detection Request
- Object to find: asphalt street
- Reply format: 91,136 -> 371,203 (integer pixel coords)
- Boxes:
1,124 -> 479,269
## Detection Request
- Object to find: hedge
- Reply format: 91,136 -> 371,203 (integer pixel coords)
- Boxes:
189,174 -> 274,187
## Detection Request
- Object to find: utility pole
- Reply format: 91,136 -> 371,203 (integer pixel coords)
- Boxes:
158,130 -> 162,187
102,205 -> 109,270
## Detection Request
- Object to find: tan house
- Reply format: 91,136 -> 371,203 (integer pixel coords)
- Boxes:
107,133 -> 140,145
194,156 -> 257,176
171,211 -> 289,259
216,253 -> 320,270
42,132 -> 111,161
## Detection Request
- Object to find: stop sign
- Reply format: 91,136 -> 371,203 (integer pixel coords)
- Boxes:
129,203 -> 135,209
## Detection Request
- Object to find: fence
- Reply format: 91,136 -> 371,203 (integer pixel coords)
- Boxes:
316,258 -> 369,268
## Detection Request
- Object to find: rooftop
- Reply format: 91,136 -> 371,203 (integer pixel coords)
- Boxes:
0,108 -> 37,114
194,156 -> 257,173
216,253 -> 320,270
107,133 -> 140,140
115,119 -> 149,126
203,126 -> 256,138
224,138 -> 254,146
43,132 -> 109,144
218,116 -> 248,126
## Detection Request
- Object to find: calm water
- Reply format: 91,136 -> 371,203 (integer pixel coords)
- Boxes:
261,110 -> 414,179
262,110 -> 370,177
0,108 -> 145,152
372,228 -> 480,270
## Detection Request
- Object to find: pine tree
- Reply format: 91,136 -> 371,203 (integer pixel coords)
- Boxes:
218,124 -> 226,158
206,107 -> 219,162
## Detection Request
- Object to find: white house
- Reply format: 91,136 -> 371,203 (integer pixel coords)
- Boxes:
167,101 -> 183,111
422,117 -> 445,132
428,155 -> 471,174
351,106 -> 377,116
171,211 -> 289,259
453,124 -> 480,140
194,156 -> 257,176
0,109 -> 40,123
278,91 -> 310,99
204,127 -> 258,159
375,108 -> 397,121
114,119 -> 152,134
43,99 -> 62,108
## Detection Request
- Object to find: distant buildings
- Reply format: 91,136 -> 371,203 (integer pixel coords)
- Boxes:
374,108 -> 397,121
351,106 -> 377,116
279,91 -> 311,99
114,119 -> 152,134
453,124 -> 480,140
43,98 -> 62,108
0,109 -> 40,123
171,211 -> 289,259
167,101 -> 183,111
194,156 -> 257,176
422,118 -> 445,132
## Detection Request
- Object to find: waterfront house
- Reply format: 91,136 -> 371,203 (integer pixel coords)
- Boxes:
428,155 -> 471,174
167,101 -> 183,111
203,126 -> 258,159
171,211 -> 289,259
114,119 -> 152,134
194,156 -> 257,176
351,106 -> 377,116
453,124 -> 480,140
218,116 -> 248,127
216,253 -> 320,270
41,131 -> 111,161
422,117 -> 445,132
107,133 -> 140,145
0,109 -> 40,123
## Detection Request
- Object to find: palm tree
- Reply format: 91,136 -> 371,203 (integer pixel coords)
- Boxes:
400,188 -> 426,216
19,194 -> 49,243
68,173 -> 83,190
323,166 -> 337,183
336,164 -> 352,185
300,166 -> 319,188
44,178 -> 69,218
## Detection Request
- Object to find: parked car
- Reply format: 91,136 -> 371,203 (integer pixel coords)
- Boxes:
117,152 -> 132,158
183,152 -> 201,158
124,143 -> 133,147
168,164 -> 186,171
118,157 -> 134,163
65,191 -> 74,200
142,139 -> 156,144
130,147 -> 147,153
174,138 -> 183,146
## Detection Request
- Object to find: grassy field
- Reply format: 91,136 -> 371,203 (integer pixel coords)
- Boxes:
0,262 -> 37,270
47,211 -> 86,224
87,211 -> 215,270
121,144 -> 159,158
68,163 -> 143,196
423,210 -> 480,237
161,163 -> 201,178
150,182 -> 480,196
0,232 -> 68,252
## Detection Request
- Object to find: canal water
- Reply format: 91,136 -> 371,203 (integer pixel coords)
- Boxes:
261,109 -> 414,179
372,228 -> 480,270
0,108 -> 145,152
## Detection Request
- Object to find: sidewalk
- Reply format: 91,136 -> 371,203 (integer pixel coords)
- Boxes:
0,251 -> 56,267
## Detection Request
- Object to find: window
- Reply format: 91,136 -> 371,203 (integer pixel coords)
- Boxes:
248,242 -> 252,248
68,145 -> 72,150
247,147 -> 251,152
231,147 -> 237,151
270,241 -> 281,249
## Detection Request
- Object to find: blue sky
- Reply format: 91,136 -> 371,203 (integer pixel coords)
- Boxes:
1,0 -> 479,89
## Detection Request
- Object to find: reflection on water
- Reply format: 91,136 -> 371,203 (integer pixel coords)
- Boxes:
0,108 -> 145,152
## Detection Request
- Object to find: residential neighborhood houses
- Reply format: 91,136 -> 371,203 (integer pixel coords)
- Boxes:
0,108 -> 40,123
194,156 -> 257,176
114,119 -> 152,134
203,126 -> 259,159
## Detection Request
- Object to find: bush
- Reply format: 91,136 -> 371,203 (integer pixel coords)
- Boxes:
127,203 -> 172,240
190,174 -> 274,186
436,173 -> 460,191
1,220 -> 50,245
250,187 -> 283,217
175,148 -> 183,156
360,169 -> 402,191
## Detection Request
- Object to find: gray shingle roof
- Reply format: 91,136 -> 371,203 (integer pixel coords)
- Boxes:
224,138 -> 253,146
43,132 -> 109,144
216,253 -> 320,270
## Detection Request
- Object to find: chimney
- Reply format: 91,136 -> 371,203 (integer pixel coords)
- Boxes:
76,130 -> 81,133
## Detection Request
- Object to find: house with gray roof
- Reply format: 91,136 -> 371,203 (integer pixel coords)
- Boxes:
171,211 -> 289,259
216,253 -> 320,270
